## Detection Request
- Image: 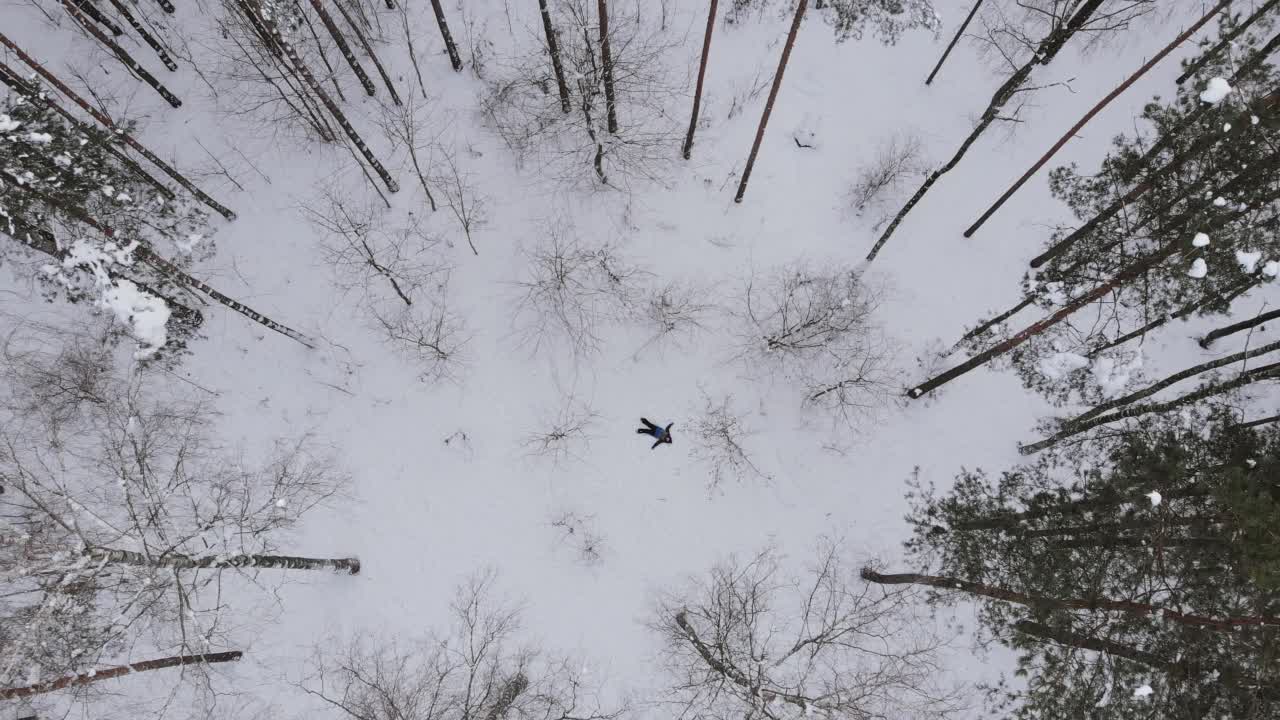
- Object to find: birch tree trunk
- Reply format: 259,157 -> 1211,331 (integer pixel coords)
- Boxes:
430,0 -> 463,71
682,0 -> 718,159
1199,306 -> 1280,348
597,0 -> 618,134
60,0 -> 182,108
538,0 -> 571,113
104,0 -> 178,70
734,0 -> 806,204
0,652 -> 244,699
86,547 -> 361,574
0,32 -> 236,219
331,0 -> 402,104
308,0 -> 378,97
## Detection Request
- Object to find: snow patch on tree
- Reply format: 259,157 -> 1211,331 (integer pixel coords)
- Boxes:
1188,258 -> 1208,279
53,240 -> 171,357
1199,77 -> 1232,104
1192,232 -> 1210,247
0,114 -> 20,132
1038,351 -> 1088,380
1236,249 -> 1262,273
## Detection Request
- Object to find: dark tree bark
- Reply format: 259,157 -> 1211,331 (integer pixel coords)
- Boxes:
309,0 -> 378,97
331,0 -> 401,104
948,294 -> 1036,354
539,0 -> 571,114
866,0 -> 1106,261
104,0 -> 178,70
0,33 -> 236,219
298,9 -> 348,101
861,569 -> 1280,630
1199,306 -> 1280,348
1013,621 -> 1176,670
248,0 -> 399,193
74,0 -> 124,36
954,486 -> 1212,532
152,0 -> 174,13
597,0 -> 618,133
682,0 -> 719,159
0,652 -> 244,699
734,0 -> 807,204
1176,0 -> 1280,85
59,0 -> 182,108
1021,360 -> 1280,455
673,611 -> 821,711
908,242 -> 1183,399
1087,276 -> 1258,357
430,0 -> 463,71
1234,412 -> 1280,429
964,0 -> 1230,237
86,547 -> 361,573
925,0 -> 982,86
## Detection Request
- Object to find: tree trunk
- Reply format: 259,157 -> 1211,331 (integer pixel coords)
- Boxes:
430,0 -> 463,71
948,294 -> 1036,354
908,242 -> 1183,399
1176,0 -> 1280,85
1200,307 -> 1280,349
133,244 -> 319,349
104,0 -> 178,70
401,4 -> 428,96
861,569 -> 1280,631
597,0 -> 618,134
75,0 -> 124,36
1021,359 -> 1280,454
1234,413 -> 1280,429
1016,516 -> 1197,539
963,0 -> 1230,237
0,33 -> 236,219
734,0 -> 807,204
1029,89 -> 1280,269
682,0 -> 718,159
298,9 -> 348,101
925,0 -> 982,85
955,486 -> 1212,532
674,611 -> 823,712
0,651 -> 243,699
1088,276 -> 1258,357
309,0 -> 377,97
866,0 -> 1106,261
330,0 -> 399,103
1013,621 -> 1177,671
86,547 -> 361,574
484,674 -> 530,720
152,0 -> 174,13
60,0 -> 182,108
538,0 -> 571,113
250,0 -> 399,193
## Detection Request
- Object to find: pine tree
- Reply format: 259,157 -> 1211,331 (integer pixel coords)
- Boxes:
682,0 -> 718,159
925,0 -> 982,85
538,0 -> 572,113
886,415 -> 1280,718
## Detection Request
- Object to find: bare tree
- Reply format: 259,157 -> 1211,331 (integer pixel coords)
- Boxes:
549,510 -> 605,565
686,392 -> 769,491
0,651 -> 243,700
735,264 -> 898,429
511,224 -> 646,358
431,142 -> 489,256
847,133 -> 925,220
0,327 -> 353,692
368,291 -> 469,384
522,395 -> 600,466
652,541 -> 962,720
631,280 -> 716,359
300,573 -> 624,720
376,90 -> 441,210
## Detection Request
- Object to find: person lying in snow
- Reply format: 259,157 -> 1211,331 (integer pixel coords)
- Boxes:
636,417 -> 674,450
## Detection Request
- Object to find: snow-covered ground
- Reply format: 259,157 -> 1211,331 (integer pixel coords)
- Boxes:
4,0 -> 1263,715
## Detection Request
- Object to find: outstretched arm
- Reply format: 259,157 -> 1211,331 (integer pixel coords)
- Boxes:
650,438 -> 662,450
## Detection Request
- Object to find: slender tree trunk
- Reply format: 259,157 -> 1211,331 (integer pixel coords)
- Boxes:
0,33 -> 236,219
1234,412 -> 1280,429
331,0 -> 399,103
1016,516 -> 1198,539
134,244 -> 319,349
0,60 -> 175,201
1177,0 -> 1280,85
1013,621 -> 1177,670
964,0 -> 1230,237
484,674 -> 530,720
908,242 -> 1183,399
309,0 -> 377,96
104,0 -> 178,70
860,569 -> 1280,631
955,486 -> 1212,532
866,0 -> 1106,261
430,0 -> 463,71
674,611 -> 822,712
597,0 -> 618,133
401,6 -> 428,96
682,0 -> 719,159
298,9 -> 348,101
1021,360 -> 1280,454
734,0 -> 807,204
60,0 -> 182,108
538,0 -> 571,114
87,547 -> 361,574
1088,276 -> 1258,357
75,0 -> 124,36
0,652 -> 244,699
152,0 -> 174,13
948,294 -> 1036,354
1200,306 -> 1280,348
250,0 -> 399,193
925,0 -> 982,85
